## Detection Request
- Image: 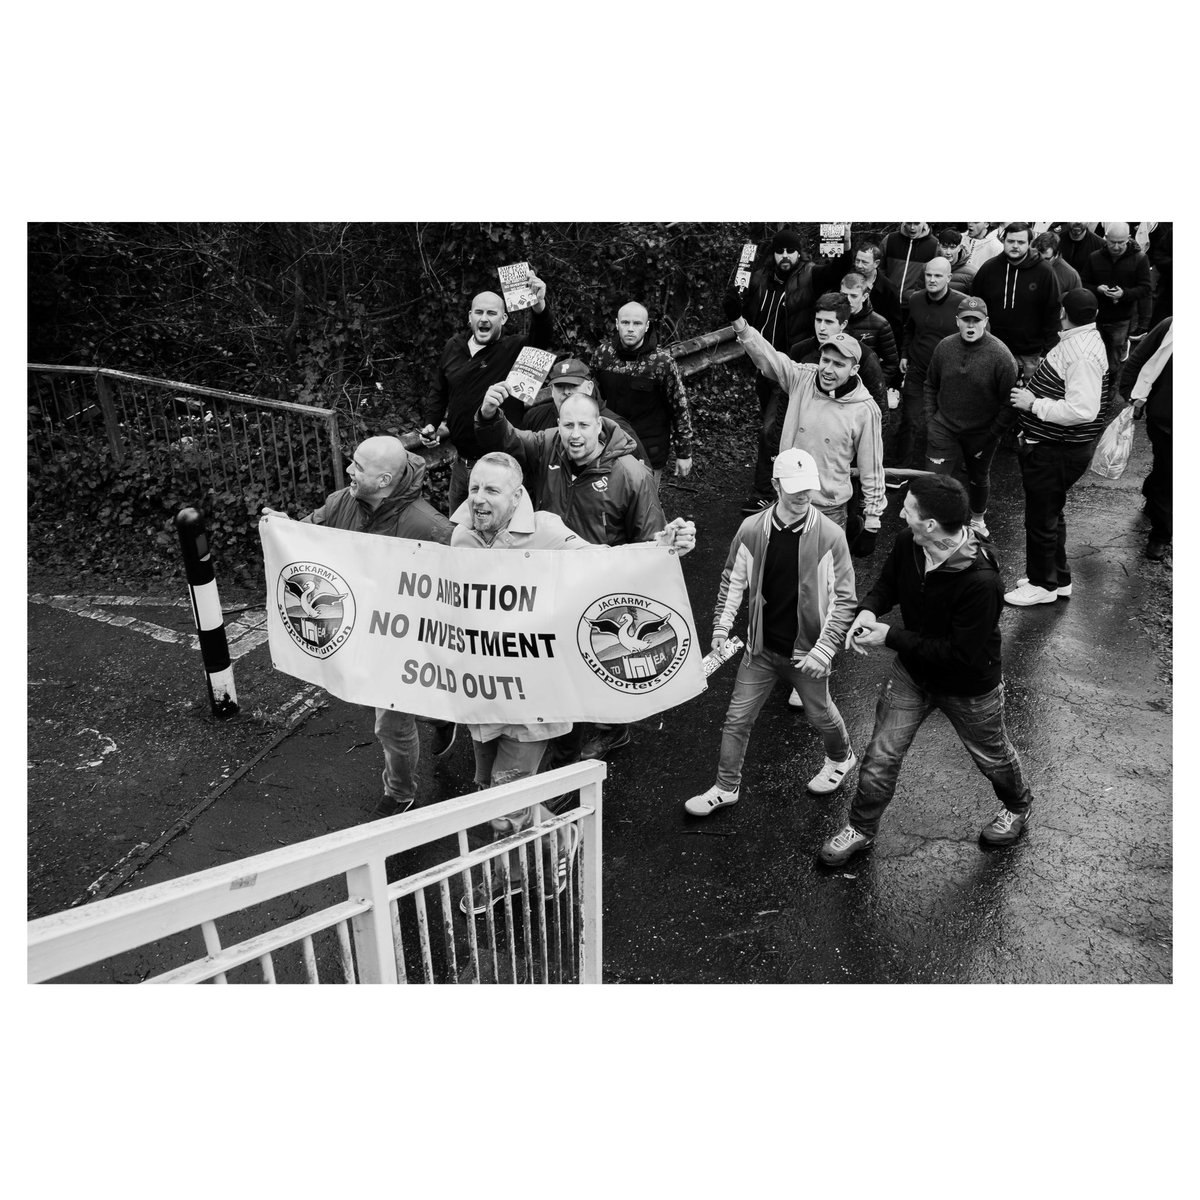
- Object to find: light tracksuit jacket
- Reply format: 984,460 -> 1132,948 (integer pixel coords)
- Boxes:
712,503 -> 856,674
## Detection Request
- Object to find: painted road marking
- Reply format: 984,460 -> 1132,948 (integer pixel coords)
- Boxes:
29,594 -> 270,662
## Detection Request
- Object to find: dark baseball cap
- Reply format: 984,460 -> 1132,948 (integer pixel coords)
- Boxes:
549,357 -> 592,386
1062,288 -> 1099,325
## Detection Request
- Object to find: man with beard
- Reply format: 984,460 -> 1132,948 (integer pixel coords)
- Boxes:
897,258 -> 967,471
450,451 -> 692,914
590,301 -> 695,486
1053,222 -> 1105,276
420,272 -> 554,511
474,384 -> 695,760
970,222 -> 1061,381
738,228 -> 819,513
923,296 -> 1019,538
264,437 -> 457,819
1082,222 -> 1154,405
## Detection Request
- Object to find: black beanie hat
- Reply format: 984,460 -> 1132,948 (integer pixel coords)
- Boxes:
772,227 -> 803,253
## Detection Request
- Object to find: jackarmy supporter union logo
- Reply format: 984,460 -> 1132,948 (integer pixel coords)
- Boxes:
277,562 -> 356,659
577,593 -> 691,693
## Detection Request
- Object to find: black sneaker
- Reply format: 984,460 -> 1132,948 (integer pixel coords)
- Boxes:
581,726 -> 631,759
372,795 -> 416,819
979,807 -> 1029,845
740,496 -> 773,515
430,721 -> 457,758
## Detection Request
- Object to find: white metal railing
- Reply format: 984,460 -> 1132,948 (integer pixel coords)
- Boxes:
28,762 -> 605,985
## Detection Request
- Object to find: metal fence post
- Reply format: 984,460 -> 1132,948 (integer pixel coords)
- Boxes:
175,507 -> 239,719
327,413 -> 345,490
95,373 -> 125,464
345,859 -> 399,984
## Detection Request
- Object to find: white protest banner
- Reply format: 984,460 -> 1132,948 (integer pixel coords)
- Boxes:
261,517 -> 707,724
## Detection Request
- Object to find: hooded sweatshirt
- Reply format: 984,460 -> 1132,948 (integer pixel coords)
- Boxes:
970,252 -> 1061,356
736,323 -> 885,523
302,449 -> 453,542
591,330 -> 694,469
474,407 -> 665,546
859,526 -> 1005,696
951,229 -> 1003,289
881,224 -> 940,302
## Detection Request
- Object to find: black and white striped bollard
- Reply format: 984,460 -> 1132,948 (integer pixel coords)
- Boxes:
175,506 -> 239,719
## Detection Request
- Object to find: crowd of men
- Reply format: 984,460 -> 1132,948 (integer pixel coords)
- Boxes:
270,221 -> 1172,899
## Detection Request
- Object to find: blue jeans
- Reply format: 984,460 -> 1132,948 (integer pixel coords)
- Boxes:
472,736 -> 549,839
374,707 -> 419,803
715,648 -> 851,792
848,660 -> 1032,837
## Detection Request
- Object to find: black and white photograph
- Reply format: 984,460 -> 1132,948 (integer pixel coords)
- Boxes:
13,5 -> 1192,1195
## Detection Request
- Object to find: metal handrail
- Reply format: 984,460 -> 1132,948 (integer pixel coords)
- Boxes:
28,760 -> 606,985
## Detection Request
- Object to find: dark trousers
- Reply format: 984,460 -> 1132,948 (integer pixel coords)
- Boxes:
849,660 -> 1032,837
448,456 -> 473,513
926,420 -> 998,515
1017,438 -> 1095,590
1098,321 -> 1131,406
1144,421 -> 1172,542
888,373 -> 928,468
752,375 -> 783,498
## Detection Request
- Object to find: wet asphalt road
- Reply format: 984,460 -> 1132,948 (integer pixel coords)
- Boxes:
27,424 -> 1171,983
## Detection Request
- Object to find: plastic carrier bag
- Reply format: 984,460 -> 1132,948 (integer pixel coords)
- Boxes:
1089,406 -> 1135,480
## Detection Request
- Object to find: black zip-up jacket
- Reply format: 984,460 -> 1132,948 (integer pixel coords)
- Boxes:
1082,244 -> 1153,325
743,259 -> 818,350
859,526 -> 1004,696
424,303 -> 554,462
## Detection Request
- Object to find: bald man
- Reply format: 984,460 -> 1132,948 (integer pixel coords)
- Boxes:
590,300 -> 694,486
421,271 -> 554,511
264,436 -> 456,819
895,257 -> 968,470
970,222 -> 1062,381
1082,222 -> 1153,404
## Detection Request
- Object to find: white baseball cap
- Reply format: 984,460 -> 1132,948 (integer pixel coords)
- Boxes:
772,447 -> 822,494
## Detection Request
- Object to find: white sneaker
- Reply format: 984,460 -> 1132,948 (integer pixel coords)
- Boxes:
1005,581 -> 1058,606
806,751 -> 857,795
1015,576 -> 1072,599
684,783 -> 739,817
969,516 -> 990,538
